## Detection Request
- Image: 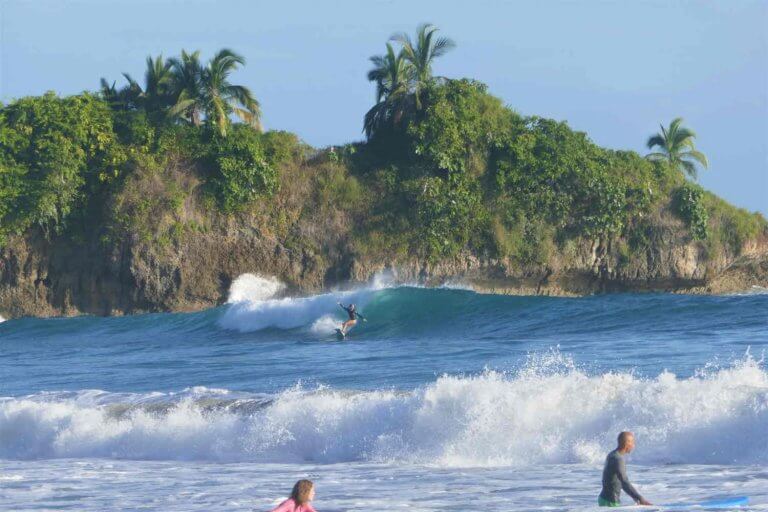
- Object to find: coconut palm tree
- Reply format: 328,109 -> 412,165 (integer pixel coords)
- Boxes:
646,118 -> 708,179
197,49 -> 261,136
141,55 -> 174,115
390,23 -> 455,108
99,78 -> 131,111
101,49 -> 260,136
168,50 -> 203,125
368,43 -> 412,102
99,72 -> 144,111
100,55 -> 173,118
118,72 -> 144,107
364,43 -> 413,138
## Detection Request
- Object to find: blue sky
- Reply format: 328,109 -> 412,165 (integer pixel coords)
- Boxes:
1,0 -> 766,214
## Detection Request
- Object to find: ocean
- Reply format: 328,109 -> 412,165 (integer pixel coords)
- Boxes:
1,274 -> 767,511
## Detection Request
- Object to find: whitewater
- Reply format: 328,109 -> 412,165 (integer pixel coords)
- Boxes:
1,275 -> 767,511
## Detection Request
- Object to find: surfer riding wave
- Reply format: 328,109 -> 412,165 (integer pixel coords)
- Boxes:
337,302 -> 366,335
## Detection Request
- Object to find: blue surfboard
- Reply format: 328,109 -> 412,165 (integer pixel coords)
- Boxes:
662,496 -> 748,509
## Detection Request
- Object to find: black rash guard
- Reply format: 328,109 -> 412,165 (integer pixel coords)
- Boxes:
599,449 -> 644,504
341,305 -> 364,321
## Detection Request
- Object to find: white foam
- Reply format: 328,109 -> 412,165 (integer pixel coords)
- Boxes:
219,274 -> 378,332
439,280 -> 475,291
226,274 -> 286,304
728,285 -> 768,296
310,314 -> 341,335
1,458 -> 767,512
0,315 -> 5,323
2,358 -> 766,465
219,290 -> 371,332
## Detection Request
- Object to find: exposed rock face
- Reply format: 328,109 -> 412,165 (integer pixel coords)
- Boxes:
1,213 -> 766,319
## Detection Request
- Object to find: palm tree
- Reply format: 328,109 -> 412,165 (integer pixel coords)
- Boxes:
99,55 -> 173,117
100,49 -> 260,136
168,50 -> 203,125
99,78 -> 124,110
364,43 -> 413,138
99,73 -> 142,111
167,49 -> 260,136
198,49 -> 261,136
119,72 -> 144,108
390,23 -> 455,108
368,43 -> 412,103
141,55 -> 174,115
646,118 -> 708,179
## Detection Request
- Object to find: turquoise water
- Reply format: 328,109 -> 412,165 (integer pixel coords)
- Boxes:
2,287 -> 765,394
1,279 -> 767,510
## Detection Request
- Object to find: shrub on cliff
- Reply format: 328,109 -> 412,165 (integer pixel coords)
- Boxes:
0,93 -> 124,239
400,80 -> 508,256
704,192 -> 766,255
492,118 -> 661,240
208,126 -> 278,212
674,183 -> 709,240
357,78 -> 670,259
408,79 -> 516,176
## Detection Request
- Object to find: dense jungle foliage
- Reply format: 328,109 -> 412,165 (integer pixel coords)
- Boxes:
0,30 -> 764,264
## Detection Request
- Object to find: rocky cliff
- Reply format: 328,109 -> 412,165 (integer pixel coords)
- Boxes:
1,204 -> 766,320
3,85 -> 767,320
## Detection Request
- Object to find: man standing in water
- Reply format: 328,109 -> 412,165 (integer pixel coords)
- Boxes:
599,431 -> 652,507
337,302 -> 366,335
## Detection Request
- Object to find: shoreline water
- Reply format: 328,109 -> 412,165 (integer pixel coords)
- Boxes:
1,459 -> 765,511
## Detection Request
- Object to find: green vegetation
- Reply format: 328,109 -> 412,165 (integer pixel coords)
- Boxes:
704,192 -> 766,256
1,29 -> 765,264
674,183 -> 709,240
209,126 -> 277,212
646,118 -> 708,179
0,92 -> 123,239
365,24 -> 455,138
101,48 -> 260,136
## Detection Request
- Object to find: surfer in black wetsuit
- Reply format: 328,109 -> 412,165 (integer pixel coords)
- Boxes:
337,302 -> 365,335
599,431 -> 652,507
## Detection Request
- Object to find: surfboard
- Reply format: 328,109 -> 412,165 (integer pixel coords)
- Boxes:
335,328 -> 346,340
661,496 -> 748,509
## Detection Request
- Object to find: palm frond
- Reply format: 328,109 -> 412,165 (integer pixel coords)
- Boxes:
646,134 -> 665,150
122,73 -> 141,90
680,159 -> 698,179
232,106 -> 262,131
167,97 -> 196,120
210,48 -> 246,76
669,117 -> 684,134
681,149 -> 708,169
672,127 -> 696,146
430,36 -> 456,58
645,152 -> 668,161
363,101 -> 387,138
210,96 -> 229,137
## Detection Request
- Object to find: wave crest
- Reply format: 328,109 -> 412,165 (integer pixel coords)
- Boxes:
2,359 -> 766,466
219,274 -> 377,333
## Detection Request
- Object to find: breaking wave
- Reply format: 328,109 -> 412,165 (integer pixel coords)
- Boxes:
2,356 -> 766,466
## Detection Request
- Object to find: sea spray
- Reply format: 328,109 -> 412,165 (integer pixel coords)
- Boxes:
2,358 -> 765,466
310,315 -> 342,335
226,274 -> 286,303
219,273 -> 376,332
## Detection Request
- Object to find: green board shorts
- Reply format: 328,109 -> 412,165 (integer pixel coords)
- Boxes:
598,496 -> 621,507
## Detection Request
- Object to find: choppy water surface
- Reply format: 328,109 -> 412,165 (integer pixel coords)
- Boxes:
1,275 -> 767,510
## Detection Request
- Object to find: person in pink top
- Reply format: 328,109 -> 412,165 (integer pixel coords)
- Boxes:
270,479 -> 318,512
